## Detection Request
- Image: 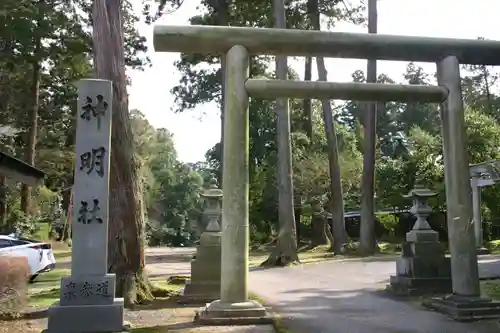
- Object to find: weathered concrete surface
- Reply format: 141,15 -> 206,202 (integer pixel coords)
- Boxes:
438,56 -> 480,297
153,25 -> 500,65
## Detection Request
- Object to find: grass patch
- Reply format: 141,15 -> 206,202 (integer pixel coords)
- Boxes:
34,222 -> 50,241
27,273 -> 184,309
249,244 -> 334,267
481,280 -> 500,300
249,242 -> 400,267
34,269 -> 69,285
274,317 -> 294,333
29,288 -> 59,307
33,222 -> 72,260
53,250 -> 71,260
28,269 -> 68,300
381,281 -> 500,310
150,278 -> 184,297
248,292 -> 266,306
486,239 -> 500,254
378,241 -> 401,254
129,328 -> 163,333
249,292 -> 294,333
165,275 -> 190,285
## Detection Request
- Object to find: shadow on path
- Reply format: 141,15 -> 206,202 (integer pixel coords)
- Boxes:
249,256 -> 500,333
267,286 -> 500,333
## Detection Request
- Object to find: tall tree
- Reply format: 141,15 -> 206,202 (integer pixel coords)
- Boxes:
20,35 -> 41,215
303,61 -> 313,138
92,0 -> 152,305
211,0 -> 230,185
2,0 -> 91,215
309,0 -> 348,252
359,0 -> 378,255
263,0 -> 299,266
296,10 -> 314,245
400,63 -> 440,135
462,63 -> 499,119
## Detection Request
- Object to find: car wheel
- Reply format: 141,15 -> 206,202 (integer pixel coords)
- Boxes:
29,274 -> 39,283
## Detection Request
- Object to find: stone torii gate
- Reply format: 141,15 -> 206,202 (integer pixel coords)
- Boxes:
154,25 -> 500,322
470,159 -> 500,251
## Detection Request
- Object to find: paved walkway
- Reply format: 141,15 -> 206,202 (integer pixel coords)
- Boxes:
250,258 -> 500,333
146,248 -> 500,333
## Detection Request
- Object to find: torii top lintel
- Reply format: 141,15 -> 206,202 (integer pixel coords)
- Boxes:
470,159 -> 500,177
153,25 -> 500,66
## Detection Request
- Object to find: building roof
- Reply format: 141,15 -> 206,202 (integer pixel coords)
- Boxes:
0,152 -> 45,186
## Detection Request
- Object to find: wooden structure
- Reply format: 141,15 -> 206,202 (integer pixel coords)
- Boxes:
0,152 -> 45,186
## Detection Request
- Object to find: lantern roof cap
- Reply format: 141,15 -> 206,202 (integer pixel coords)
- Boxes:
201,177 -> 223,198
403,185 -> 436,198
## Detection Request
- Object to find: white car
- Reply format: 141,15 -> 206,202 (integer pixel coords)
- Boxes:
0,234 -> 57,282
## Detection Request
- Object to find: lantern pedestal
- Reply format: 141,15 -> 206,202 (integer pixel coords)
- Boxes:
180,228 -> 221,304
389,229 -> 452,295
389,187 -> 452,295
180,178 -> 222,304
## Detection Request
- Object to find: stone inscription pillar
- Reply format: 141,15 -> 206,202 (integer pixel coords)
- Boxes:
47,79 -> 124,333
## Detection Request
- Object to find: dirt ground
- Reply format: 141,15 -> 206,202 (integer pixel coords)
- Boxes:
0,269 -> 276,333
0,295 -> 275,333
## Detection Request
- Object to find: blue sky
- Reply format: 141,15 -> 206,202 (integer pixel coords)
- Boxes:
128,0 -> 500,163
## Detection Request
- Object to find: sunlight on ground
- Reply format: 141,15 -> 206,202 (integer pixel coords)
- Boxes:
29,288 -> 60,307
249,242 -> 400,267
27,268 -> 185,308
28,269 -> 68,307
53,250 -> 71,260
21,268 -> 282,333
53,242 -> 400,271
21,246 -> 500,333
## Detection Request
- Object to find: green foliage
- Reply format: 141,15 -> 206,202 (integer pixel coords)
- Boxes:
4,0 -> 500,248
131,110 -> 204,246
0,0 -> 150,229
163,0 -> 500,244
376,213 -> 398,233
486,239 -> 500,253
6,209 -> 40,238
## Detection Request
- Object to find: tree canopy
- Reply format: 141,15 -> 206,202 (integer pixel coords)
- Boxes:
2,0 -> 500,256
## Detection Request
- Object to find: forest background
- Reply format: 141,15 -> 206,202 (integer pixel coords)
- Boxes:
1,0 -> 500,253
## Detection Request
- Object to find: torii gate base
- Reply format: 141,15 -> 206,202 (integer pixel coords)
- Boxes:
153,25 -> 500,323
193,46 -> 273,326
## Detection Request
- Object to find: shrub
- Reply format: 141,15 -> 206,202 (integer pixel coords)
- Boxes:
0,255 -> 29,318
5,209 -> 41,238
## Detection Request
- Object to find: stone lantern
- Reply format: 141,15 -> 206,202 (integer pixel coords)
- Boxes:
404,186 -> 437,241
201,178 -> 223,232
389,185 -> 452,295
180,178 -> 222,303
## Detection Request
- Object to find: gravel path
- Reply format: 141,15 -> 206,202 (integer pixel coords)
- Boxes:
145,248 -> 500,333
249,256 -> 500,333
